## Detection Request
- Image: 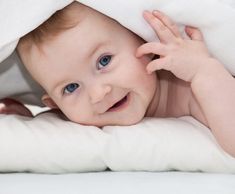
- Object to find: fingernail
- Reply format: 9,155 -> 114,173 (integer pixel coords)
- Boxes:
143,10 -> 152,17
143,10 -> 148,15
143,10 -> 150,14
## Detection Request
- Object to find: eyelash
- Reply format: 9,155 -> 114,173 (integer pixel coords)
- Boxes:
62,54 -> 113,95
96,54 -> 112,70
63,83 -> 80,95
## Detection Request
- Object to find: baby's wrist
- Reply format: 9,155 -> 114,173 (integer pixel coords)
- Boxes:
191,58 -> 225,83
191,58 -> 232,93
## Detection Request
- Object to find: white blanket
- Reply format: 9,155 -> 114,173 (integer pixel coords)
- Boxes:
1,0 -> 235,173
1,0 -> 235,74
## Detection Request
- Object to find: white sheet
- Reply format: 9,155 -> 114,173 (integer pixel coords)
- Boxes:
0,172 -> 235,194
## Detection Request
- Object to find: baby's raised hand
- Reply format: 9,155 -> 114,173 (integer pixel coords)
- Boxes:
136,10 -> 212,82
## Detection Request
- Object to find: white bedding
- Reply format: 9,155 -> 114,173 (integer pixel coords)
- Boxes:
1,0 -> 235,74
1,172 -> 235,194
0,113 -> 235,173
0,0 -> 235,174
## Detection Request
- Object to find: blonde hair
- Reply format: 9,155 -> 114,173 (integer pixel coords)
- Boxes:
18,2 -> 82,50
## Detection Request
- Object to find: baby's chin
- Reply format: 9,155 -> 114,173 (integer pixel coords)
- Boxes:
97,115 -> 144,128
71,118 -> 143,128
68,109 -> 146,127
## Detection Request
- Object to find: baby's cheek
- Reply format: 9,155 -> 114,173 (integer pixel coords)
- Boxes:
66,104 -> 95,125
134,58 -> 151,79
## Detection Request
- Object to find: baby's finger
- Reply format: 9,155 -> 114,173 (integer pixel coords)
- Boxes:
152,10 -> 181,38
185,26 -> 203,41
136,42 -> 166,58
143,11 -> 176,43
146,57 -> 169,73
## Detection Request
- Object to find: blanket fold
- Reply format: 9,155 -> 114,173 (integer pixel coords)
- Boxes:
1,0 -> 235,74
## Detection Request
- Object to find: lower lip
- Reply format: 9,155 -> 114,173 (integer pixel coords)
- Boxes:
107,93 -> 130,112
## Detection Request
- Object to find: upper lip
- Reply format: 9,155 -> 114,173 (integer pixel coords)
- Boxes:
104,94 -> 128,113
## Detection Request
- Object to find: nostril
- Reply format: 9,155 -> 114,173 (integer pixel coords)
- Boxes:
89,85 -> 112,104
104,85 -> 112,94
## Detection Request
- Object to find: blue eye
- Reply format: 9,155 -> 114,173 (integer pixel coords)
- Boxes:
97,55 -> 112,70
63,83 -> 79,94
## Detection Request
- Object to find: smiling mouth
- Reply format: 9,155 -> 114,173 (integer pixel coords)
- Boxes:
107,94 -> 129,112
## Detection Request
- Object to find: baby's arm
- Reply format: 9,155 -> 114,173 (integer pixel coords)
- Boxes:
136,10 -> 235,157
0,98 -> 33,117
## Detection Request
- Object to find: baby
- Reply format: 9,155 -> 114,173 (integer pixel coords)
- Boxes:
16,2 -> 235,157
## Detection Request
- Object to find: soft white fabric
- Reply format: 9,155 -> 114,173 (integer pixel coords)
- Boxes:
0,0 -> 73,61
1,0 -> 235,74
0,52 -> 44,105
0,113 -> 235,173
1,172 -> 235,194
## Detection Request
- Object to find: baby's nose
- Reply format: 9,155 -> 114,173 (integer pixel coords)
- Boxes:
88,84 -> 112,104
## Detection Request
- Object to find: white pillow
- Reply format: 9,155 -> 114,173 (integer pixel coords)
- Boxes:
0,113 -> 235,174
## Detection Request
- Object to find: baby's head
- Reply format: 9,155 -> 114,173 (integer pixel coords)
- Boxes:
17,2 -> 157,127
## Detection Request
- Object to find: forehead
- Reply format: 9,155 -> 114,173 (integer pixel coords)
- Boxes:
39,9 -> 129,65
29,14 -> 120,88
26,7 -> 138,89
43,9 -> 120,52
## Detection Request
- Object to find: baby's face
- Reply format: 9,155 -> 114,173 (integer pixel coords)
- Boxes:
25,7 -> 157,127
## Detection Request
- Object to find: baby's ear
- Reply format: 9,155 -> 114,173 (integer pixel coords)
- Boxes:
41,94 -> 58,109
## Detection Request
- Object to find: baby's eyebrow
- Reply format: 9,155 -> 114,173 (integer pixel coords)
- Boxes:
86,41 -> 111,59
51,79 -> 70,95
